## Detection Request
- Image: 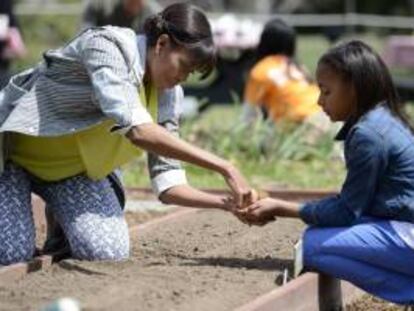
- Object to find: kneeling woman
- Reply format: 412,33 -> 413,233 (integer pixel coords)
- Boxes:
0,3 -> 253,265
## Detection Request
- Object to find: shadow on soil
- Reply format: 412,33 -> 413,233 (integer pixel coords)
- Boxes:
181,256 -> 293,272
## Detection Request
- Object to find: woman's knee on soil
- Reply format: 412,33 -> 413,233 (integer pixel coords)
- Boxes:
0,162 -> 35,265
66,214 -> 130,261
0,238 -> 36,265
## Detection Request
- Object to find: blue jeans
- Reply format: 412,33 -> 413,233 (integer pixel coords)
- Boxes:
303,218 -> 414,304
0,162 -> 129,265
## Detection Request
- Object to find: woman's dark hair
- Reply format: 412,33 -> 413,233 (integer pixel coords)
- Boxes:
318,40 -> 413,131
143,2 -> 216,77
257,18 -> 296,60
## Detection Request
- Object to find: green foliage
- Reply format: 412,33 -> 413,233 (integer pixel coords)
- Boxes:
181,107 -> 335,163
13,14 -> 79,71
123,106 -> 346,190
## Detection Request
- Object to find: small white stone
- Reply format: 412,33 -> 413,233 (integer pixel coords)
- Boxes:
42,297 -> 81,311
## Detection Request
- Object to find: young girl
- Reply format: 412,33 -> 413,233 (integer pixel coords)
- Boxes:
0,3 -> 254,265
239,40 -> 414,304
242,18 -> 323,128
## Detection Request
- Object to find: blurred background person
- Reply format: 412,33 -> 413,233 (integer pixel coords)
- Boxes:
81,0 -> 162,33
242,18 -> 326,131
0,0 -> 26,88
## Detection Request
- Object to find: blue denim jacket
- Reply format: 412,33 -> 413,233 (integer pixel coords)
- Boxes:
300,104 -> 414,226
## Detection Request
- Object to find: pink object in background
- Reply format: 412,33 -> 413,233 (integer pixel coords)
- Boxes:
383,35 -> 414,69
2,27 -> 26,60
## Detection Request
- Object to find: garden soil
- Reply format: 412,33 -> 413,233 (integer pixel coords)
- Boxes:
1,207 -> 402,311
347,295 -> 405,311
0,209 -> 304,311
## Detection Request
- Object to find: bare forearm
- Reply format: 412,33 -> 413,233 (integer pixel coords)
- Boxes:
127,124 -> 230,175
159,185 -> 230,210
274,200 -> 302,218
127,123 -> 251,205
239,198 -> 302,225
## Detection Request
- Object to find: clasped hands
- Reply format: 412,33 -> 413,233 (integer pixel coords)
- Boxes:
227,190 -> 279,226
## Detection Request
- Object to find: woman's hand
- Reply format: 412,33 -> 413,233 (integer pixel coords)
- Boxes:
127,124 -> 259,209
222,164 -> 256,207
127,124 -> 255,205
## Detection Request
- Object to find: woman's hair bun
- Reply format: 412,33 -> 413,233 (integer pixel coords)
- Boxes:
143,13 -> 165,38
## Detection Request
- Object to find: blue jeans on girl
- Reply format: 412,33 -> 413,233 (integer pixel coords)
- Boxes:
303,218 -> 414,304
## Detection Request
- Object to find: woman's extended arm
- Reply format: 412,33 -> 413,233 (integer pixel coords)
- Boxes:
79,30 -> 252,204
159,184 -> 232,210
126,123 -> 251,206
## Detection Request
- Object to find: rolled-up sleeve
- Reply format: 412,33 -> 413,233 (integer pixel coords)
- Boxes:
79,30 -> 153,132
300,126 -> 387,226
148,86 -> 188,197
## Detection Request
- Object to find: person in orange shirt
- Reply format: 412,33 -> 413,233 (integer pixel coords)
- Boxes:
242,18 -> 328,133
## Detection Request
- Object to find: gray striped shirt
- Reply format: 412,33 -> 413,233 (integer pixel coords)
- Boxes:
0,26 -> 187,195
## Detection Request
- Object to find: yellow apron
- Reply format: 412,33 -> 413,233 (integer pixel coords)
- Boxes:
10,83 -> 158,181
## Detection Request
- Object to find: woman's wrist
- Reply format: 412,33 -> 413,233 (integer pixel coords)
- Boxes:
205,194 -> 233,211
213,159 -> 233,177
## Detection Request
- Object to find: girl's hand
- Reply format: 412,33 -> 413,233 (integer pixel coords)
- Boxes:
226,188 -> 263,225
222,196 -> 251,224
239,198 -> 279,225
